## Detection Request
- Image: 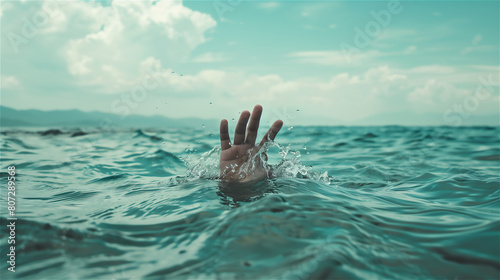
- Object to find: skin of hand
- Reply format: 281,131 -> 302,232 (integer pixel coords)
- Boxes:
219,105 -> 283,182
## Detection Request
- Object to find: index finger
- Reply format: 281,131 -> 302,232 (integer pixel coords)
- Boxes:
220,119 -> 231,150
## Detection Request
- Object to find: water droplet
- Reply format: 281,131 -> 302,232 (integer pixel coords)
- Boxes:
202,124 -> 205,128
288,126 -> 293,130
155,106 -> 158,109
180,74 -> 183,77
296,109 -> 300,112
231,118 -> 235,121
209,102 -> 213,105
171,71 -> 174,74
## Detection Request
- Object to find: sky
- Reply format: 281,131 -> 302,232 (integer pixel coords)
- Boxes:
1,0 -> 499,126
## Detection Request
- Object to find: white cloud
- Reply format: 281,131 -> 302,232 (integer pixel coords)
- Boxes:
192,52 -> 228,63
299,2 -> 337,18
1,75 -> 20,89
145,65 -> 412,122
165,69 -> 230,92
460,34 -> 495,55
371,27 -> 455,49
404,45 -> 417,54
0,2 -> 12,18
402,65 -> 496,86
471,65 -> 500,72
407,79 -> 474,112
57,0 -> 216,93
147,64 -> 497,123
372,29 -> 418,45
1,1 -> 497,125
289,50 -> 381,66
365,66 -> 407,82
461,45 -> 496,55
406,65 -> 456,75
37,0 -> 70,34
258,2 -> 280,10
409,79 -> 451,105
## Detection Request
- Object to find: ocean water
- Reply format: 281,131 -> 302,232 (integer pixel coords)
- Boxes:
0,125 -> 499,279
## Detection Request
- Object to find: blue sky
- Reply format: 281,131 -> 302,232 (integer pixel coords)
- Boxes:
1,0 -> 498,126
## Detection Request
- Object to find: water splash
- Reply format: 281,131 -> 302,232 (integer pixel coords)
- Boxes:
261,141 -> 332,184
183,146 -> 221,180
182,142 -> 332,184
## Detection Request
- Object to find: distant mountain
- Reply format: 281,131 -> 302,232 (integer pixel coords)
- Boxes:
351,111 -> 500,126
1,106 -> 497,128
0,106 -> 217,129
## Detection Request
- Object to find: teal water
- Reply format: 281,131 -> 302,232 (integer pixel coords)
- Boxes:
0,126 -> 499,279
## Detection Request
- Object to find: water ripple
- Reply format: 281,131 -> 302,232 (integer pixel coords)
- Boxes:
1,126 -> 498,279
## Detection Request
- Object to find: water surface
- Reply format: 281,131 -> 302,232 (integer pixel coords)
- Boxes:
0,126 -> 499,279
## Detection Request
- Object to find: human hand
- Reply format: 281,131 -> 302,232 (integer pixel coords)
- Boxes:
219,105 -> 283,182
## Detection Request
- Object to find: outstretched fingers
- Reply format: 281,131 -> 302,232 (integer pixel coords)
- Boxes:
259,120 -> 283,146
220,119 -> 231,150
245,105 -> 263,145
233,110 -> 250,145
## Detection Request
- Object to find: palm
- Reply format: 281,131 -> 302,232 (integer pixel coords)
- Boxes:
219,105 -> 283,182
